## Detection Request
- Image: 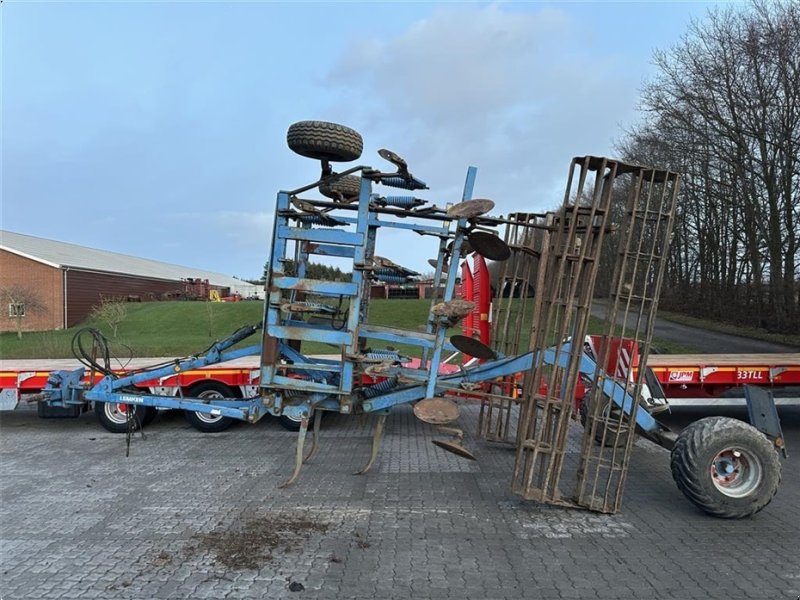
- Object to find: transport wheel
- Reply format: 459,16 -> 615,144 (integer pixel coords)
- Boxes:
579,394 -> 631,448
95,401 -> 145,434
184,382 -> 235,433
670,416 -> 781,519
287,121 -> 363,162
320,174 -> 362,202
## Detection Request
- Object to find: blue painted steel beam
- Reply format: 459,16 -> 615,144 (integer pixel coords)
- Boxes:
359,324 -> 458,352
279,343 -> 341,366
540,342 -> 663,433
363,352 -> 533,412
304,243 -> 355,258
96,341 -> 261,392
270,375 -> 342,394
83,391 -> 264,422
278,226 -> 364,246
267,325 -> 352,346
332,215 -> 454,237
272,277 -> 358,296
423,166 -> 477,397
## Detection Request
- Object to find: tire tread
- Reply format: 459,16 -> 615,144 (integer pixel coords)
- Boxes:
287,121 -> 363,162
670,416 -> 780,518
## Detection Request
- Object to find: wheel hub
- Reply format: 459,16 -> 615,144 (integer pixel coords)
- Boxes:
710,447 -> 763,498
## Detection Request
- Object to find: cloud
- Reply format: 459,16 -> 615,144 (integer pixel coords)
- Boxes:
166,210 -> 273,246
331,5 -> 567,126
325,3 -> 639,228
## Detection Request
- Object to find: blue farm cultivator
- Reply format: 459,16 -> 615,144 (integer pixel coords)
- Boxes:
39,121 -> 785,519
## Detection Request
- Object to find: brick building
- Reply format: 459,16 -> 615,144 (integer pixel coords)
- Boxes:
0,231 -> 262,333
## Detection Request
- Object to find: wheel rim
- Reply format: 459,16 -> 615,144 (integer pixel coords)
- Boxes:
710,447 -> 763,498
195,389 -> 225,424
103,403 -> 130,425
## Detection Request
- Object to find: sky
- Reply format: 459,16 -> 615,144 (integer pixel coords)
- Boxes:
1,1 -> 718,280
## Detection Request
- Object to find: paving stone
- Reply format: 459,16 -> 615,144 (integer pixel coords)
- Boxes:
0,405 -> 798,599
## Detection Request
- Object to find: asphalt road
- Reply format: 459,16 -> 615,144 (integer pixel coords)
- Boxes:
590,301 -> 797,353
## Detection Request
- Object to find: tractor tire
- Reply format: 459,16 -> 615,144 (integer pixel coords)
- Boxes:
579,394 -> 631,448
287,121 -> 363,162
183,382 -> 236,433
95,401 -> 146,434
320,174 -> 362,202
670,416 -> 781,519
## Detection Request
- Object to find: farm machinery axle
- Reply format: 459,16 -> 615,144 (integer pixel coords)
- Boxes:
37,121 -> 785,519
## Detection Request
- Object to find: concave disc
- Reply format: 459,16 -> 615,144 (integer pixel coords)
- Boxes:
447,199 -> 495,219
468,231 -> 511,261
450,335 -> 497,360
432,439 -> 476,460
413,397 -> 460,425
428,258 -> 449,273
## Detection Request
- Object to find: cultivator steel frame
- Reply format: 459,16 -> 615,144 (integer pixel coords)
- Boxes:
256,129 -> 541,485
36,121 -> 786,519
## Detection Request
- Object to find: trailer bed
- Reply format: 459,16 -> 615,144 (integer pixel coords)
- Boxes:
647,353 -> 800,396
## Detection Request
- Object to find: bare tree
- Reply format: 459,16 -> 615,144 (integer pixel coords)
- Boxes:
1,285 -> 46,339
90,296 -> 128,338
619,1 -> 800,333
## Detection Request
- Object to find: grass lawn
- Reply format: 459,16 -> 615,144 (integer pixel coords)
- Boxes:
0,298 -> 697,360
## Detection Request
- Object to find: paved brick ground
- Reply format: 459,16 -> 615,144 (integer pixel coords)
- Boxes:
1,404 -> 798,599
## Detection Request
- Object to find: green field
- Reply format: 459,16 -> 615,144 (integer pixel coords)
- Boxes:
0,299 -> 697,360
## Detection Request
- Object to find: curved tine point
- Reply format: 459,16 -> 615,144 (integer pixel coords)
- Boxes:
278,469 -> 302,489
303,411 -> 323,464
355,414 -> 387,475
279,417 -> 309,488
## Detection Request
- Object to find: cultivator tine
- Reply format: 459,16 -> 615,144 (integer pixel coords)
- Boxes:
303,410 -> 323,464
279,414 -> 310,488
355,412 -> 387,475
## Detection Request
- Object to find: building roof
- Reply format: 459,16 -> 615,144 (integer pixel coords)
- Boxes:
0,230 -> 258,293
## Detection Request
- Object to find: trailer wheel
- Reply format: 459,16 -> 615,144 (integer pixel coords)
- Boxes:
670,416 -> 781,519
184,382 -> 235,433
287,121 -> 363,162
95,401 -> 145,434
279,411 -> 323,431
320,174 -> 362,203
